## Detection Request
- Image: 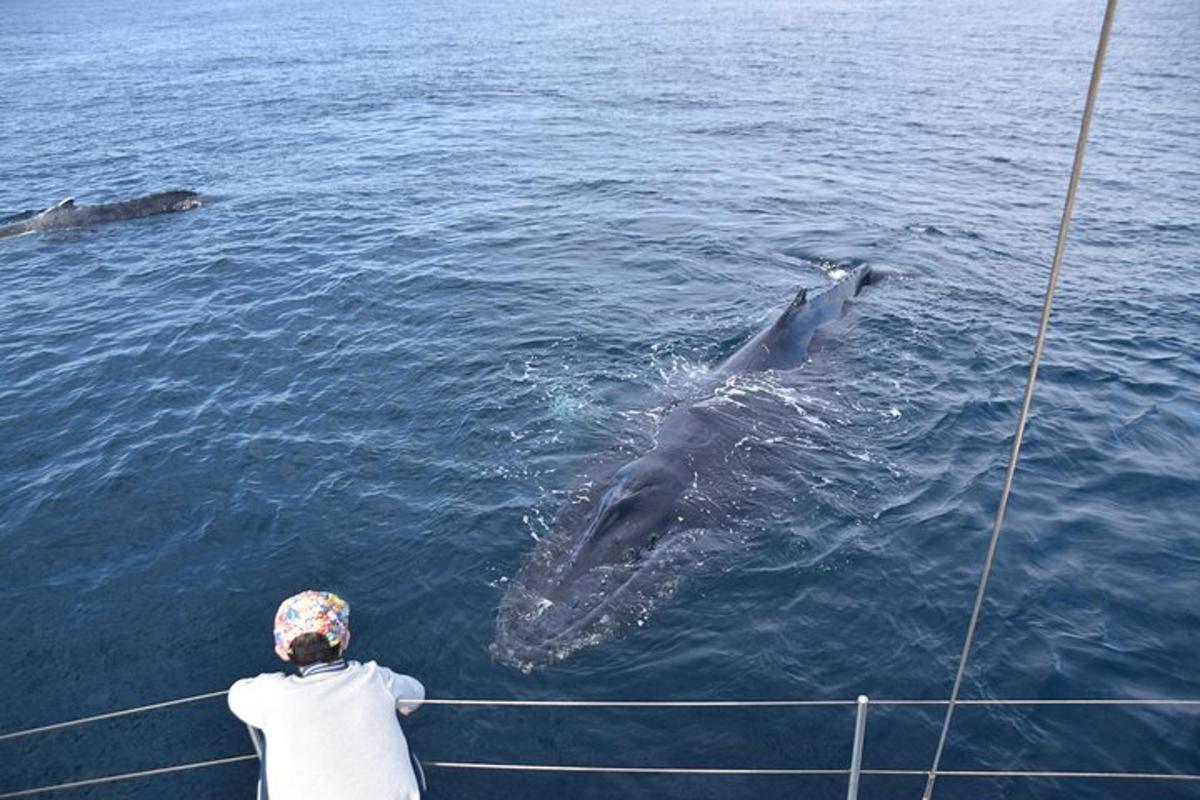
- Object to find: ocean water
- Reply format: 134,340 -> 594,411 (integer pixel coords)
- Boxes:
1,0 -> 1198,797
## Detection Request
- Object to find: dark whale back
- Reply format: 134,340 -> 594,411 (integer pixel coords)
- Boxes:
0,190 -> 202,239
493,265 -> 876,666
713,263 -> 873,377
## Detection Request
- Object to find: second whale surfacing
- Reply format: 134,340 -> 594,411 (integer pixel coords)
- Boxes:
0,191 -> 202,239
492,265 -> 877,668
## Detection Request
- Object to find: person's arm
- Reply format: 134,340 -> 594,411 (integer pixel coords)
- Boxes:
227,675 -> 274,729
379,667 -> 425,715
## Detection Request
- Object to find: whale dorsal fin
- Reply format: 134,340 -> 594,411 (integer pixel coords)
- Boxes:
771,287 -> 809,330
53,197 -> 75,210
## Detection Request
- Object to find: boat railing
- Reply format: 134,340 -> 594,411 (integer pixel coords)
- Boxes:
3,691 -> 1199,799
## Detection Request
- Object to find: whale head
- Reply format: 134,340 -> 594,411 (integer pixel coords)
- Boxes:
492,455 -> 692,668
158,190 -> 202,212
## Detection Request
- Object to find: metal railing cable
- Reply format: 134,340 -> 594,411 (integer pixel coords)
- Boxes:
6,691 -> 1200,743
409,698 -> 854,707
874,770 -> 1200,781
7,691 -> 1200,743
0,755 -> 258,800
5,757 -> 1200,799
920,0 -> 1120,798
418,766 -> 1200,781
5,693 -> 1200,798
0,693 -> 860,742
435,766 -> 1200,782
878,697 -> 1200,706
426,764 -> 848,775
0,690 -> 229,743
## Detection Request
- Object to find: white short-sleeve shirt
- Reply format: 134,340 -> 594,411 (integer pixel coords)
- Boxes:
228,660 -> 425,800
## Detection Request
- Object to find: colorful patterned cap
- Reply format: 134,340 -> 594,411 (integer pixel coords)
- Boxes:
273,590 -> 351,661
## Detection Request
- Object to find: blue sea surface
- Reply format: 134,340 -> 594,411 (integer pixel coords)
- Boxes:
1,0 -> 1198,797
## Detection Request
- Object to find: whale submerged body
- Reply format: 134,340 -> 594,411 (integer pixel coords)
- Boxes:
0,191 -> 201,239
493,265 -> 876,668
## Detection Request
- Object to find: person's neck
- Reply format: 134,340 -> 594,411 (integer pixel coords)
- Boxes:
298,657 -> 347,677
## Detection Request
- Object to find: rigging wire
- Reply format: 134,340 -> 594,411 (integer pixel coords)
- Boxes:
921,0 -> 1121,797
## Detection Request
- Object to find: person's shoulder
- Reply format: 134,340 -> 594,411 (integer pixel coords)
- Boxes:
354,660 -> 421,687
229,671 -> 289,693
227,670 -> 290,722
357,660 -> 413,678
351,660 -> 424,706
351,659 -> 390,679
349,659 -> 392,673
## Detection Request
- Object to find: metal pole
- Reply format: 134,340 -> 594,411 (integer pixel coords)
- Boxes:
246,725 -> 264,759
921,1 -> 1119,798
847,695 -> 869,800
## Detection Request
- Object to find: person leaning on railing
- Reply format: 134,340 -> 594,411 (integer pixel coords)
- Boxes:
227,589 -> 426,800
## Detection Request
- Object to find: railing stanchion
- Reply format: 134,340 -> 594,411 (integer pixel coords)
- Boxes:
847,695 -> 869,800
246,726 -> 264,760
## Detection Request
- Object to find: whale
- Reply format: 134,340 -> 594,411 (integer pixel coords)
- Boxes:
0,191 -> 202,239
492,264 -> 877,668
